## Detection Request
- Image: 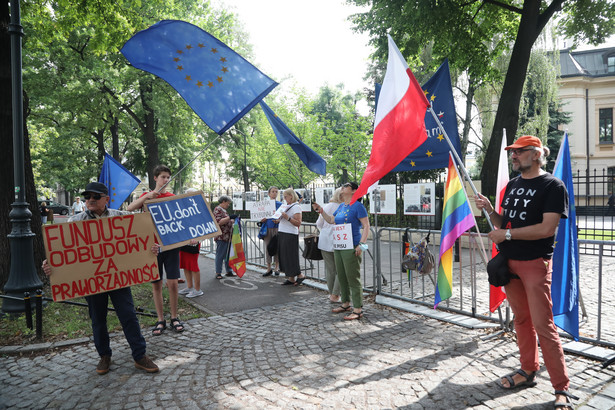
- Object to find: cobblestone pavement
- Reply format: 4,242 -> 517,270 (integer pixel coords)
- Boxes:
2,292 -> 615,409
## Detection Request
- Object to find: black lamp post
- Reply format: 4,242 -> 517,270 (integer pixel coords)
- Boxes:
3,0 -> 43,313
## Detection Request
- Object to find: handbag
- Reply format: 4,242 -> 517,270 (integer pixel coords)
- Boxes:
401,232 -> 434,274
267,234 -> 278,256
302,234 -> 323,260
258,223 -> 268,239
487,252 -> 518,287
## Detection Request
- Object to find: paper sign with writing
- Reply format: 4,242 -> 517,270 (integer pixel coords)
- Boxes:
44,213 -> 160,302
144,191 -> 221,251
332,223 -> 353,250
247,199 -> 276,220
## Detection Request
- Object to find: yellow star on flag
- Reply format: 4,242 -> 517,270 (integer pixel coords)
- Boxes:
426,151 -> 433,157
437,134 -> 444,141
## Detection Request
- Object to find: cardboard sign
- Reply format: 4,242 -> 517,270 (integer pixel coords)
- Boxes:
247,199 -> 276,220
44,213 -> 160,302
144,191 -> 221,250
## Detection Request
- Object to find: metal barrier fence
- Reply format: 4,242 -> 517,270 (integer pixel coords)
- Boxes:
230,221 -> 615,350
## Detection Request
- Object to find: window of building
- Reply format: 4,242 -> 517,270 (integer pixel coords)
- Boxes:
608,56 -> 615,73
599,108 -> 613,143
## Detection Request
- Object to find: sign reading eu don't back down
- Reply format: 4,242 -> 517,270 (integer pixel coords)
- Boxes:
144,191 -> 221,250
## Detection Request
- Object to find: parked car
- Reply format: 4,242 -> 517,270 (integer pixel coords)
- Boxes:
38,200 -> 70,215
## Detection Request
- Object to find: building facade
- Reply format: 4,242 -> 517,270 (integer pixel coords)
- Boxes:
558,47 -> 615,207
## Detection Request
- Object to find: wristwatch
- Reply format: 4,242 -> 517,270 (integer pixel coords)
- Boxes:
359,242 -> 368,251
505,229 -> 512,241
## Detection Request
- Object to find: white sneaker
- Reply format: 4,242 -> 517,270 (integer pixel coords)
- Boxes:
178,287 -> 193,295
186,289 -> 203,298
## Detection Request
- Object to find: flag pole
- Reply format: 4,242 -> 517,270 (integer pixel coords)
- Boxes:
158,133 -> 223,192
427,107 -> 495,231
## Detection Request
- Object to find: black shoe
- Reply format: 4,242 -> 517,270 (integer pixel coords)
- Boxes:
274,271 -> 280,276
281,279 -> 295,285
262,270 -> 273,277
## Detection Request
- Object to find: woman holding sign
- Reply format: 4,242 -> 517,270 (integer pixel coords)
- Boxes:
313,182 -> 370,320
276,188 -> 304,285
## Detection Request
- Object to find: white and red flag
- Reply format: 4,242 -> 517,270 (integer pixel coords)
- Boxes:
490,132 -> 509,312
351,35 -> 430,203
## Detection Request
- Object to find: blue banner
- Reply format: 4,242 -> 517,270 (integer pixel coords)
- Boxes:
98,153 -> 141,210
391,59 -> 462,171
552,132 -> 579,340
145,193 -> 220,248
121,20 -> 278,134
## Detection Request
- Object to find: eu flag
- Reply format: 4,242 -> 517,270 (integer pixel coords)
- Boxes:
99,153 -> 141,210
392,59 -> 462,171
260,101 -> 327,175
552,132 -> 579,340
121,20 -> 278,135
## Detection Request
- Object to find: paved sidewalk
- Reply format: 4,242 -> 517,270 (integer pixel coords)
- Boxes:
1,259 -> 614,409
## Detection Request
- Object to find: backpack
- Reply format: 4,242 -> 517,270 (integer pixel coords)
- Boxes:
401,230 -> 435,274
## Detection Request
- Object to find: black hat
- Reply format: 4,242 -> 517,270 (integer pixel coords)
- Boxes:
82,182 -> 108,196
343,182 -> 359,190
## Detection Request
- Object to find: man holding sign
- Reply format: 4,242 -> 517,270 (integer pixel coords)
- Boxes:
42,182 -> 159,375
127,165 -> 184,335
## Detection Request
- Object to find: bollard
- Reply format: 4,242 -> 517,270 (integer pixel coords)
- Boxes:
24,292 -> 33,330
35,290 -> 43,340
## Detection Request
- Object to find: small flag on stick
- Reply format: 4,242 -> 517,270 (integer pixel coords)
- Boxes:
98,153 -> 140,210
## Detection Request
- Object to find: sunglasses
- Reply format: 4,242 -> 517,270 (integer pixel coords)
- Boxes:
509,147 -> 535,156
83,193 -> 105,200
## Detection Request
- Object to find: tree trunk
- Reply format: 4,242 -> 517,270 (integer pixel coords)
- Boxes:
139,78 -> 159,189
480,0 -> 562,195
110,115 -> 119,159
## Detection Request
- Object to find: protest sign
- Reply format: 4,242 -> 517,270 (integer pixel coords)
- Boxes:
44,213 -> 160,302
247,199 -> 276,220
144,191 -> 221,250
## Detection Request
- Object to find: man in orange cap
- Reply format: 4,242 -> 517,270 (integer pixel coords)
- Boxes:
474,135 -> 576,409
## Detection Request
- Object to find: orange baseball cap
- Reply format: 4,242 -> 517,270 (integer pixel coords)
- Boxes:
505,135 -> 543,150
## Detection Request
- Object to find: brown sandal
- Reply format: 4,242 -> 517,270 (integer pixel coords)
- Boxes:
332,305 -> 352,313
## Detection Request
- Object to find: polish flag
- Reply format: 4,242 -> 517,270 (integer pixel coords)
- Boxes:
351,35 -> 430,203
490,131 -> 509,312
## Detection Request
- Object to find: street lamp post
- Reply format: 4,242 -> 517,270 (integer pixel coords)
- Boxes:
3,0 -> 43,313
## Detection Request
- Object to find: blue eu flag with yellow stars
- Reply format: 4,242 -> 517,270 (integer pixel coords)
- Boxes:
121,20 -> 278,135
391,59 -> 461,171
99,153 -> 141,210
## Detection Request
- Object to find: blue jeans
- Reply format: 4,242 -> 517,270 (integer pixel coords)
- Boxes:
215,240 -> 232,274
86,287 -> 146,361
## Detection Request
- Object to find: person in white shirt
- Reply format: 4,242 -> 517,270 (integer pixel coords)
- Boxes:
71,196 -> 85,215
275,188 -> 304,286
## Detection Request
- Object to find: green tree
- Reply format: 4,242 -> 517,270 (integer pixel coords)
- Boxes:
349,0 -> 615,194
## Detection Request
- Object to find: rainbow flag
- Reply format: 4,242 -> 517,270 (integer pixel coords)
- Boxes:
228,217 -> 246,278
434,154 -> 476,307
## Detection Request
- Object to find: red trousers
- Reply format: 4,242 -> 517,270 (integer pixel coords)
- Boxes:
506,258 -> 570,391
